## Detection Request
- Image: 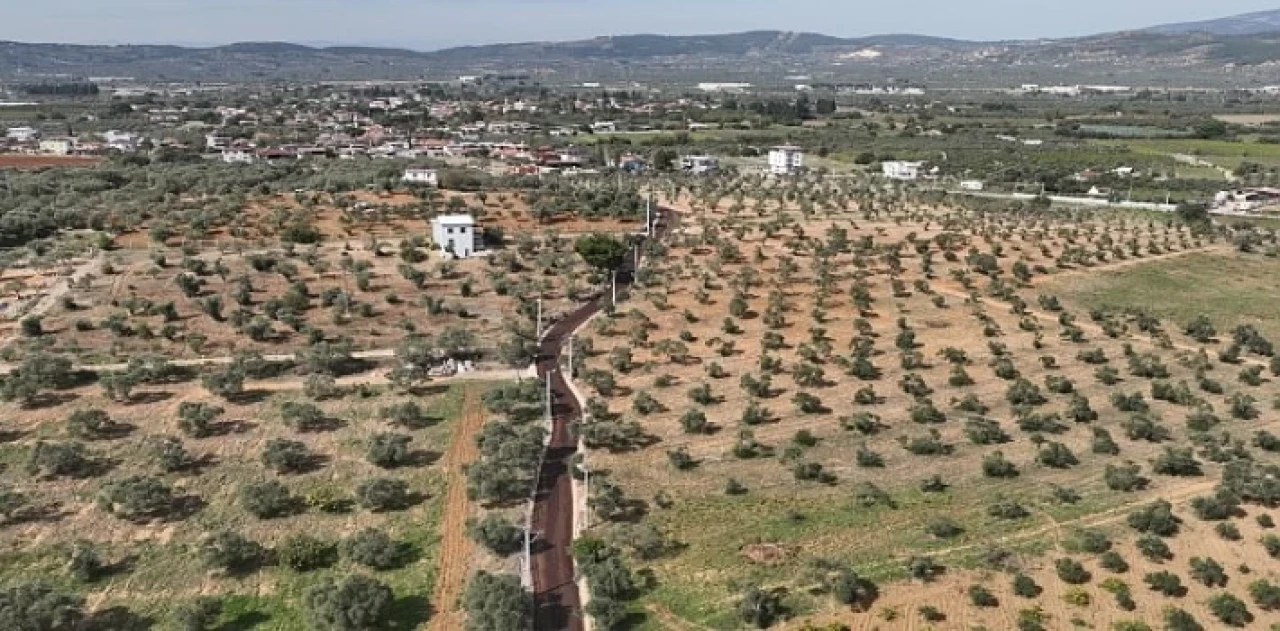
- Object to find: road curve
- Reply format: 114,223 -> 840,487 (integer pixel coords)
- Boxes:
532,208 -> 674,631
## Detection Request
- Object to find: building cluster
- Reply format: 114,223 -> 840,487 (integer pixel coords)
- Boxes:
4,126 -> 144,154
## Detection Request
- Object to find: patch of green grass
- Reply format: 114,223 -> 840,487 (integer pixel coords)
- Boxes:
1042,250 -> 1280,342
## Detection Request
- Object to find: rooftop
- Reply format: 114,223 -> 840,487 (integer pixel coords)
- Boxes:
433,214 -> 475,225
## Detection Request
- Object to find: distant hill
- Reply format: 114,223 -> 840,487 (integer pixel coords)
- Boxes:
1144,8 -> 1280,36
5,10 -> 1280,84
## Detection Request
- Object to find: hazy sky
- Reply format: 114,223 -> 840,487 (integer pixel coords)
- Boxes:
2,0 -> 1277,50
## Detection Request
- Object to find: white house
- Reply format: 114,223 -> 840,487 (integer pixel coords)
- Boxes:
39,138 -> 73,155
882,160 -> 924,181
402,168 -> 439,187
221,148 -> 256,164
205,134 -> 231,151
431,214 -> 477,259
103,130 -> 141,151
768,145 -> 804,175
5,127 -> 40,142
681,155 -> 719,175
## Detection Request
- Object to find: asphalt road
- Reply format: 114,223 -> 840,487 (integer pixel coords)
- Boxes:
531,208 -> 673,631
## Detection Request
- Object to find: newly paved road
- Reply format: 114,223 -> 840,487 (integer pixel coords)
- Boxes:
531,209 -> 673,631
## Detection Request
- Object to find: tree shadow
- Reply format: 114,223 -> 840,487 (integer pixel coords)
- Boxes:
84,606 -> 155,630
217,611 -> 271,631
207,420 -> 258,436
386,595 -> 432,630
124,391 -> 174,406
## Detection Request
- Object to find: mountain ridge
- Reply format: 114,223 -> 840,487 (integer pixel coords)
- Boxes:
4,10 -> 1280,83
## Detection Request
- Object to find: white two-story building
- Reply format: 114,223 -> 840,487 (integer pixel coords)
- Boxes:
768,145 -> 804,175
431,214 -> 477,259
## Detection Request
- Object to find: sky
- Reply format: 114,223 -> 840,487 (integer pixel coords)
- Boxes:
2,0 -> 1278,50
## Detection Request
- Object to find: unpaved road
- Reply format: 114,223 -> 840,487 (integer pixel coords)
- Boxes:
427,385 -> 486,631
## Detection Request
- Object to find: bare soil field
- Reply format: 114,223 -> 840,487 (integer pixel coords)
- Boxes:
570,181 -> 1280,629
0,155 -> 103,170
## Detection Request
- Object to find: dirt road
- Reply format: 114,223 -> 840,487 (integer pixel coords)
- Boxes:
427,385 -> 486,631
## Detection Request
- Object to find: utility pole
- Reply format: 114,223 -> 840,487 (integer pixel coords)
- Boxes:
544,372 -> 552,426
581,447 -> 591,531
535,297 -> 543,339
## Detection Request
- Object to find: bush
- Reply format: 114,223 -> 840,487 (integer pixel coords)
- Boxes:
0,583 -> 84,630
1055,558 -> 1090,585
968,584 -> 997,607
261,439 -> 315,473
737,586 -> 784,628
366,432 -> 413,468
1162,607 -> 1203,631
27,441 -> 93,479
200,531 -> 263,574
467,514 -> 523,556
1247,579 -> 1280,610
1012,573 -> 1041,598
277,534 -> 336,572
1189,557 -> 1227,588
355,478 -> 411,512
925,518 -> 963,539
1208,592 -> 1252,626
1137,535 -> 1173,562
462,571 -> 532,630
982,451 -> 1019,478
341,528 -> 412,570
1099,551 -> 1129,573
177,402 -> 223,438
1127,500 -> 1179,537
1105,461 -> 1147,492
304,575 -> 393,631
280,401 -> 330,432
172,596 -> 222,631
1144,570 -> 1184,596
97,475 -> 174,521
239,480 -> 297,519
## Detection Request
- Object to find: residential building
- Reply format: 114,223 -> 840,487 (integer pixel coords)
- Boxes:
5,127 -> 40,142
402,168 -> 439,187
205,134 -> 231,151
431,214 -> 477,258
768,145 -> 804,175
882,160 -> 925,181
39,138 -> 73,155
221,149 -> 256,164
681,155 -> 719,175
960,180 -> 985,191
103,130 -> 141,151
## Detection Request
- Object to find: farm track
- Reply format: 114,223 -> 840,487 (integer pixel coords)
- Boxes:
427,384 -> 485,631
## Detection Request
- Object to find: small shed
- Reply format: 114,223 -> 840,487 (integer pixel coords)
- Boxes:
431,214 -> 477,258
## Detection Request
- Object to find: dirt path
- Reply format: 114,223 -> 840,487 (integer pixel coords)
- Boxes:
427,384 -> 485,631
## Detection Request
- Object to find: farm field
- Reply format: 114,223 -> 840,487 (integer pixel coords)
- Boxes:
0,374 -> 485,629
568,180 -> 1280,630
1095,138 -> 1280,170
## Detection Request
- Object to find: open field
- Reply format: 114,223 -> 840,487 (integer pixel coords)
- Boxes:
1041,250 -> 1280,344
567,180 -> 1280,630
